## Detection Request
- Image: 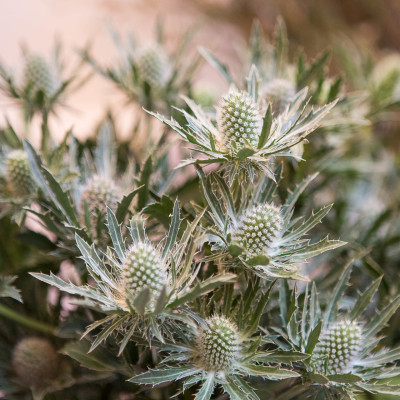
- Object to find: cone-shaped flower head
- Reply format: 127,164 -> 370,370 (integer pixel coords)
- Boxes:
263,78 -> 295,114
196,316 -> 240,372
121,242 -> 167,310
5,149 -> 36,197
216,90 -> 262,152
136,45 -> 171,90
23,54 -> 58,98
81,176 -> 119,214
12,337 -> 60,388
231,203 -> 283,257
313,320 -> 362,375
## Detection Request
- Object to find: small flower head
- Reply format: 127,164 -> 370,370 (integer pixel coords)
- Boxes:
80,176 -> 119,214
121,242 -> 167,310
196,316 -> 240,372
216,90 -> 262,152
136,45 -> 171,91
23,54 -> 58,99
5,149 -> 35,197
313,320 -> 362,375
262,78 -> 295,114
12,337 -> 60,388
232,203 -> 283,257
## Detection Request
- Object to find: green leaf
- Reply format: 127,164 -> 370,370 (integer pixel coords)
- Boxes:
324,261 -> 353,327
106,207 -> 126,262
349,276 -> 382,321
115,185 -> 143,223
305,321 -> 322,355
195,374 -> 215,400
199,47 -> 234,84
255,350 -> 310,363
361,347 -> 400,366
297,51 -> 330,89
137,155 -> 152,211
129,367 -> 200,385
246,254 -> 270,266
0,275 -> 22,302
131,288 -> 151,316
237,147 -> 256,159
168,273 -> 236,309
162,199 -> 181,260
357,383 -> 400,395
326,373 -> 363,384
258,105 -> 273,149
307,372 -> 329,384
228,244 -> 244,257
224,375 -> 260,400
364,295 -> 400,339
240,364 -> 300,380
143,195 -> 174,229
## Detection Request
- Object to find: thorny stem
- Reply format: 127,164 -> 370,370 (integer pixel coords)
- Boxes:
0,303 -> 56,334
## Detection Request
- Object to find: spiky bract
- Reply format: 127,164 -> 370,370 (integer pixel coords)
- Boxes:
232,203 -> 283,257
121,242 -> 167,310
216,90 -> 262,152
12,337 -> 60,388
5,149 -> 35,197
313,320 -> 362,375
196,316 -> 239,372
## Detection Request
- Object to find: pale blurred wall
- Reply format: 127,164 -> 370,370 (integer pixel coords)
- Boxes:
0,0 -> 244,143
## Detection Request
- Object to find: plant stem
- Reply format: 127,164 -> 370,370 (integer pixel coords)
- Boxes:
0,303 -> 56,334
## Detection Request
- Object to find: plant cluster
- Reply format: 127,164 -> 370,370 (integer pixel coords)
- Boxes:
1,19 -> 400,400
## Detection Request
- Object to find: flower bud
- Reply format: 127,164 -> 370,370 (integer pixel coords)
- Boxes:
12,337 -> 60,388
5,149 -> 35,197
24,54 -> 58,99
313,320 -> 362,375
216,90 -> 262,152
231,203 -> 283,257
81,176 -> 119,214
121,242 -> 167,310
262,78 -> 295,114
196,316 -> 239,372
136,45 -> 171,91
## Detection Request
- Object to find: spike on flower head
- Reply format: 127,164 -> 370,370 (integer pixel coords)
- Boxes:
12,337 -> 60,388
216,89 -> 262,152
136,45 -> 171,91
262,78 -> 295,114
23,54 -> 58,98
121,242 -> 167,311
196,316 -> 240,372
5,149 -> 35,197
313,320 -> 362,375
231,203 -> 283,257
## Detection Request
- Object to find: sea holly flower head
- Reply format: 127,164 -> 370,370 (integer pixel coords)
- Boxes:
148,67 -> 337,184
199,170 -> 344,281
262,78 -> 295,114
216,89 -> 262,153
313,320 -> 362,375
275,264 -> 400,398
4,149 -> 36,197
32,204 -> 235,351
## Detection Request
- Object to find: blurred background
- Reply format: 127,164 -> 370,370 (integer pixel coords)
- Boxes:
1,0 -> 400,142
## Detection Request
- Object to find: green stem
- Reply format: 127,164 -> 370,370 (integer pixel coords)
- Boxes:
0,303 -> 56,335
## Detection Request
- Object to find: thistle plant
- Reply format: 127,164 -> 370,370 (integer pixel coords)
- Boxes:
1,16 -> 400,400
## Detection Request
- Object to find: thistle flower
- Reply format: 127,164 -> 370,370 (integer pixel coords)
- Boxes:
275,265 -> 400,398
4,149 -> 36,197
23,54 -> 58,99
313,320 -> 362,375
136,45 -> 171,92
130,312 -> 299,400
32,205 -> 235,352
216,90 -> 262,152
120,242 -> 167,311
195,316 -> 240,372
148,73 -> 336,184
200,171 -> 344,280
231,203 -> 283,258
12,337 -> 60,388
262,78 -> 295,114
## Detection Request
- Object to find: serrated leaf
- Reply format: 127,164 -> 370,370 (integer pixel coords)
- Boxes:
162,199 -> 181,260
258,105 -> 273,149
115,185 -> 143,223
305,321 -> 322,355
255,350 -> 310,363
240,364 -> 300,379
129,367 -> 200,385
0,275 -> 22,302
195,374 -> 215,400
246,254 -> 270,266
199,47 -> 234,84
326,373 -> 363,384
107,207 -> 125,262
